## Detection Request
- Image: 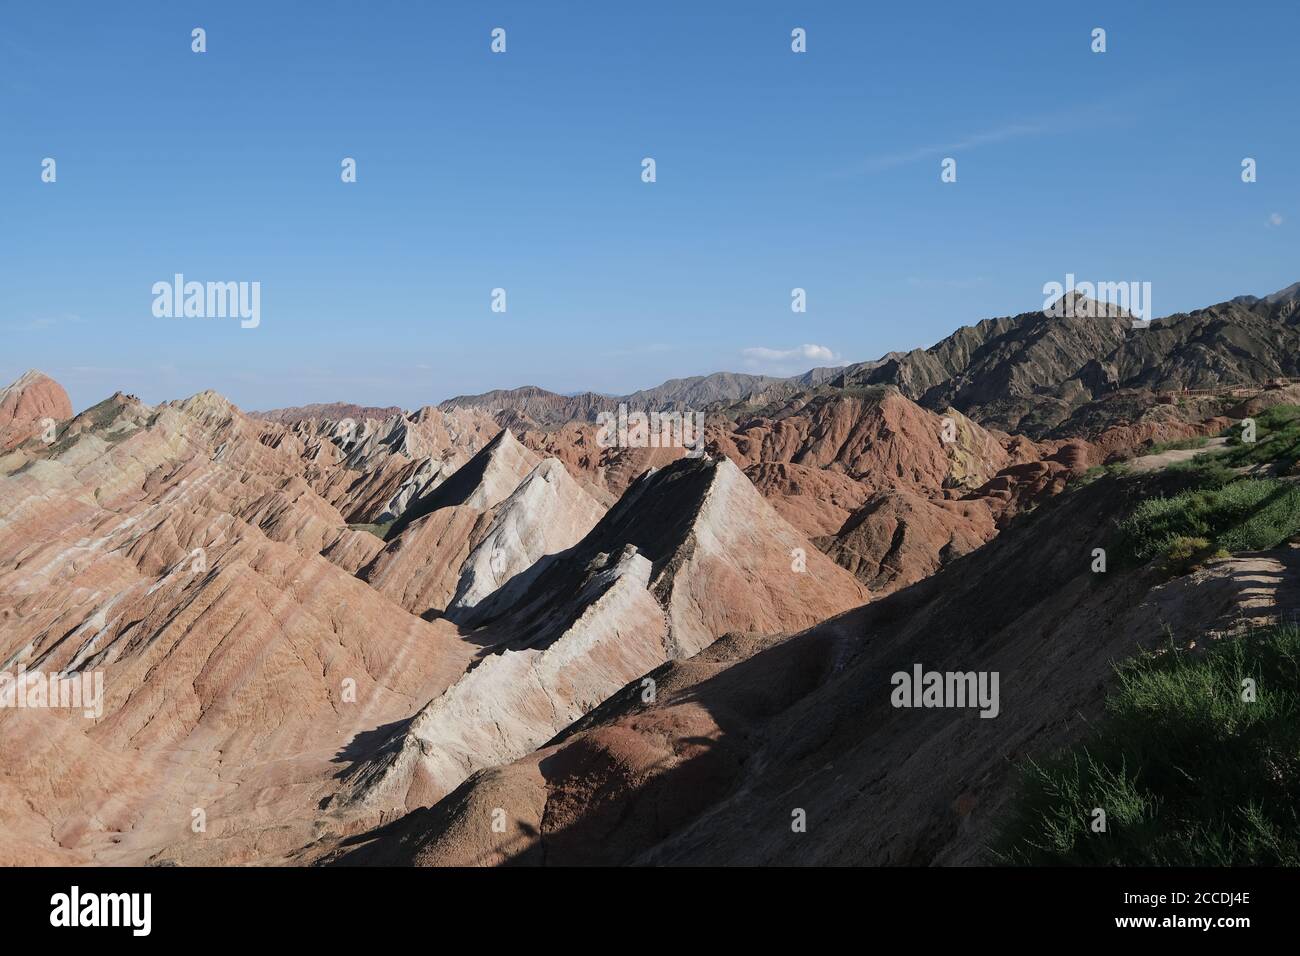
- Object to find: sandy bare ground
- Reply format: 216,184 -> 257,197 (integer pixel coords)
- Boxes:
1127,436 -> 1230,473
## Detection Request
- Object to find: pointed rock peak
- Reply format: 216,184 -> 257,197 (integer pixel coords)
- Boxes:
1264,280 -> 1300,305
156,390 -> 245,440
484,426 -> 520,452
443,456 -> 607,621
1,369 -> 71,405
1043,290 -> 1132,320
385,426 -> 540,538
557,455 -> 724,562
460,455 -> 727,624
522,456 -> 575,488
5,369 -> 55,391
710,453 -> 746,481
462,427 -> 536,489
175,389 -> 239,414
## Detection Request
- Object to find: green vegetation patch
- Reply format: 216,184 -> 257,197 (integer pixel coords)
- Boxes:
1115,478 -> 1300,566
1114,409 -> 1300,568
348,522 -> 392,540
1220,404 -> 1300,472
995,625 -> 1300,865
1145,435 -> 1209,455
1072,461 -> 1131,491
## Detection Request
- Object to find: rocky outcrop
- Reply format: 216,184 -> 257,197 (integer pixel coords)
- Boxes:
445,458 -> 607,622
358,430 -> 547,617
815,489 -> 997,594
329,455 -> 870,815
0,370 -> 74,451
836,283 -> 1300,437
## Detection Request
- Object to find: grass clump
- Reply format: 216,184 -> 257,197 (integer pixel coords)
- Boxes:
1163,456 -> 1238,490
1146,435 -> 1209,455
1220,404 -> 1300,472
1161,535 -> 1221,575
348,522 -> 392,539
1073,461 -> 1131,491
995,625 -> 1300,865
1116,478 -> 1300,566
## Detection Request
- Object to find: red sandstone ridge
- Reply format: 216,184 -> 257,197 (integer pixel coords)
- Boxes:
509,386 -> 1222,601
0,387 -> 483,864
0,387 -> 866,864
360,429 -> 608,619
707,390 -> 1011,491
327,454 -> 869,817
328,472 -> 1300,867
0,370 -> 73,451
516,421 -> 685,505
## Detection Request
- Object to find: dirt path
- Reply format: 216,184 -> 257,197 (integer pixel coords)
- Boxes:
1127,437 -> 1230,473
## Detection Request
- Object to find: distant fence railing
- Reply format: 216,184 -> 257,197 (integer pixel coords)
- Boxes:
1158,378 -> 1295,401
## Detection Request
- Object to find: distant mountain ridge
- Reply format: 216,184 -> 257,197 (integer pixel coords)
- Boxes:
254,281 -> 1300,439
437,368 -> 848,426
252,401 -> 405,424
839,282 -> 1300,437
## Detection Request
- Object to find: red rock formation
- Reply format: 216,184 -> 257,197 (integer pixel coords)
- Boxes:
331,455 -> 870,816
0,370 -> 73,451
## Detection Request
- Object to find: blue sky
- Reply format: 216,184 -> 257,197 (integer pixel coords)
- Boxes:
2,1 -> 1297,412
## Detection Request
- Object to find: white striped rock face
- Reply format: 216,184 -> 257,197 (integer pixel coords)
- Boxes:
357,429 -> 546,617
446,458 -> 607,621
330,455 -> 870,816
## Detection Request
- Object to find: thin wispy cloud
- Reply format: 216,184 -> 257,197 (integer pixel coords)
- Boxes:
3,313 -> 80,332
838,99 -> 1141,178
854,121 -> 1047,174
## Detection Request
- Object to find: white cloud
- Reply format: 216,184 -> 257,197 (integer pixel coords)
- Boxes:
740,343 -> 837,374
1269,212 -> 1284,227
742,344 -> 835,363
